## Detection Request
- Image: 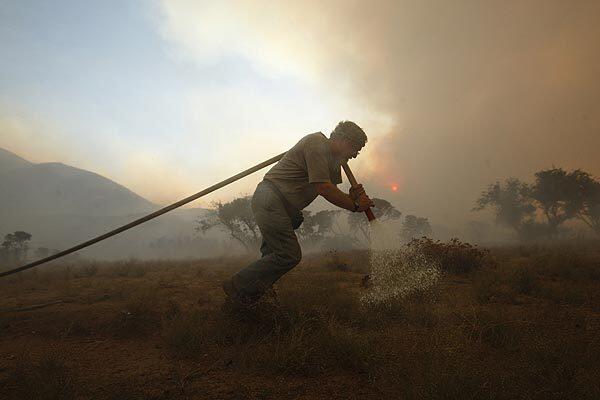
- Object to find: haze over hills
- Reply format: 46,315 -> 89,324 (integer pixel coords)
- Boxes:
0,147 -> 511,263
0,147 -> 157,217
0,147 -> 226,260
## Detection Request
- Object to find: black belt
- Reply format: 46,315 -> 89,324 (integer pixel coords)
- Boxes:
262,179 -> 304,229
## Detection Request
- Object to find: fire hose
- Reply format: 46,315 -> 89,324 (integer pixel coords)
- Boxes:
0,153 -> 374,278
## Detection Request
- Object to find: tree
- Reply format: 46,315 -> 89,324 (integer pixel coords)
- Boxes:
473,178 -> 536,237
575,173 -> 600,236
1,231 -> 32,264
196,196 -> 260,252
297,210 -> 341,247
401,215 -> 432,240
530,168 -> 589,235
347,197 -> 402,246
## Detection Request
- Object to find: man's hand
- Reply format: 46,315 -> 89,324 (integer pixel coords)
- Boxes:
314,182 -> 365,212
349,184 -> 374,212
356,193 -> 374,212
349,184 -> 366,201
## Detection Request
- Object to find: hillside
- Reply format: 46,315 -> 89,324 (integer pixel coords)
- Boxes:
0,148 -> 157,217
0,148 -> 221,259
0,147 -> 32,172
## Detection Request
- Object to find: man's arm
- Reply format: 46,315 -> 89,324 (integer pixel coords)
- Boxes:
313,182 -> 373,212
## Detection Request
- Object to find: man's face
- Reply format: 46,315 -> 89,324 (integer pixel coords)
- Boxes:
341,138 -> 364,161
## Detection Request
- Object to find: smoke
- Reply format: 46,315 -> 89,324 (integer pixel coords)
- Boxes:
159,0 -> 600,227
359,1 -> 600,225
0,111 -> 72,165
3,1 -> 599,227
0,108 -> 194,206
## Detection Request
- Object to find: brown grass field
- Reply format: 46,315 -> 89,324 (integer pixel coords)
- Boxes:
1,240 -> 599,399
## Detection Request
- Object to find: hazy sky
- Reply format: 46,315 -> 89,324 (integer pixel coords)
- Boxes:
1,1 -> 599,227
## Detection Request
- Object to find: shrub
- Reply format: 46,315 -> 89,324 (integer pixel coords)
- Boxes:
407,237 -> 490,274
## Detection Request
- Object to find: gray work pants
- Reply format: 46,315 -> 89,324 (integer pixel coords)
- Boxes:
230,181 -> 302,297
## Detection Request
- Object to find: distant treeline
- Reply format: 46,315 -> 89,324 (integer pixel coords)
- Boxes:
474,167 -> 600,239
196,197 -> 432,252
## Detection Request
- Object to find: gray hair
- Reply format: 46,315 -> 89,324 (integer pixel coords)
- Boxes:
330,121 -> 368,146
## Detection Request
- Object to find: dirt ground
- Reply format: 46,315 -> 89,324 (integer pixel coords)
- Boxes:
1,244 -> 599,399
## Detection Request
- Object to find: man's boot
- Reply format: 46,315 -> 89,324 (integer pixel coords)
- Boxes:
222,279 -> 259,308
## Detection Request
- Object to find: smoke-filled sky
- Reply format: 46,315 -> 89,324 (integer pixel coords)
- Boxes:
1,0 -> 599,227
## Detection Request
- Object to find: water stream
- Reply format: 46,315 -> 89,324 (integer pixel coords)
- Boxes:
360,220 -> 441,306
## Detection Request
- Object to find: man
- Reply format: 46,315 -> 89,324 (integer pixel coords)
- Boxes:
222,121 -> 374,306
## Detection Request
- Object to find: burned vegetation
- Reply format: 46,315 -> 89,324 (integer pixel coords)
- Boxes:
0,239 -> 599,399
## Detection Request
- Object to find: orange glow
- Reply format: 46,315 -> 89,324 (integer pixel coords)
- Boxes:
391,184 -> 398,192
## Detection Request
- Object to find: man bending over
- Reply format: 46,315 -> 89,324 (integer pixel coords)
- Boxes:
223,121 -> 374,306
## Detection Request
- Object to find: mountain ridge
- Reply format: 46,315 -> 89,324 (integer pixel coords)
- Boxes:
0,147 -> 32,172
0,147 -> 158,217
0,147 -> 215,259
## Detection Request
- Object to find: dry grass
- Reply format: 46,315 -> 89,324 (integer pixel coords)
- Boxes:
0,241 -> 599,399
2,352 -> 76,400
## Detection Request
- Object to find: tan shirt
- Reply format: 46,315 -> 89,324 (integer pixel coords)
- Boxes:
264,132 -> 342,210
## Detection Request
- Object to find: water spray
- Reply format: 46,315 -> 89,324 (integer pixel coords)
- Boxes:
341,163 -> 442,306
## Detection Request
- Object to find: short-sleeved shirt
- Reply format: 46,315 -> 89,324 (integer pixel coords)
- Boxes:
264,132 -> 342,210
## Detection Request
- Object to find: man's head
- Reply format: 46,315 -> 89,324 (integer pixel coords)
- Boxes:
329,120 -> 368,162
